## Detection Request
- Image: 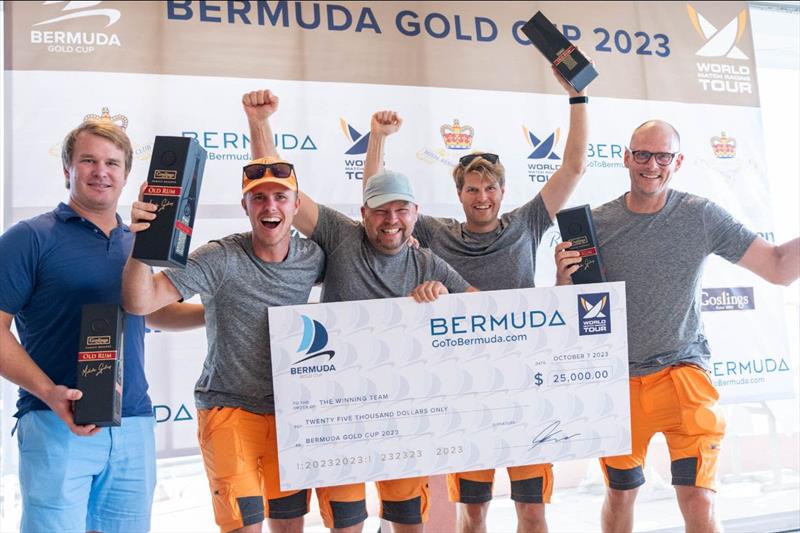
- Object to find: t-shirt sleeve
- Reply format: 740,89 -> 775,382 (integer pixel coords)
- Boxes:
430,253 -> 471,293
163,240 -> 229,300
311,205 -> 360,255
508,193 -> 554,243
702,200 -> 758,263
413,214 -> 440,247
311,240 -> 327,284
0,222 -> 38,314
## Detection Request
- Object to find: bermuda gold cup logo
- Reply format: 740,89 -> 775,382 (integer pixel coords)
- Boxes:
34,1 -> 122,28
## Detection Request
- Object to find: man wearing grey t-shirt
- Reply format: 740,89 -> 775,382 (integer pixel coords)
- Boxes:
244,91 -> 476,533
360,66 -> 588,533
122,142 -> 364,531
556,120 -> 799,533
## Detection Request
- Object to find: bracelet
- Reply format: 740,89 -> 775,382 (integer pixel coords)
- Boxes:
569,96 -> 588,105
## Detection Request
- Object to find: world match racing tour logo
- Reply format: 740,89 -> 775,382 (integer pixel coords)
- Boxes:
524,126 -> 561,183
341,118 -> 369,180
578,293 -> 611,336
687,3 -> 752,95
291,315 -> 336,375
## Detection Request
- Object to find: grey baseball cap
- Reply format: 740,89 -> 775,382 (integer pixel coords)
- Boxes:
363,170 -> 416,208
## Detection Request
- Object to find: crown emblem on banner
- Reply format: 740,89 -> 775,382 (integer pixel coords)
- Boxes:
440,119 -> 474,150
83,107 -> 129,130
711,131 -> 736,158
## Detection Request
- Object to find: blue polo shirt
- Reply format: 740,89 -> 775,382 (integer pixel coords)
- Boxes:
0,203 -> 152,418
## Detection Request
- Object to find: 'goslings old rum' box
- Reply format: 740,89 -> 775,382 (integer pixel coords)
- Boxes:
132,136 -> 207,267
521,11 -> 598,93
556,205 -> 607,285
74,304 -> 124,427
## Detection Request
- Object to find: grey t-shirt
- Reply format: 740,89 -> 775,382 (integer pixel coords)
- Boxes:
413,194 -> 553,291
164,233 -> 325,413
593,190 -> 757,376
311,205 -> 470,302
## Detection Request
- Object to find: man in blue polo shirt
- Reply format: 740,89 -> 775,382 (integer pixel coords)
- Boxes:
0,120 -> 203,533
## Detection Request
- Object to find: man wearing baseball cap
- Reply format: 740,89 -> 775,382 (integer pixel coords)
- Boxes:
244,89 -> 477,533
122,154 -> 335,533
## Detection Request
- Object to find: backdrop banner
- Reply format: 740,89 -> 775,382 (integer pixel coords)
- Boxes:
2,1 -> 792,461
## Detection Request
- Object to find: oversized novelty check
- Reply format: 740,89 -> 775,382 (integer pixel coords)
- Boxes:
269,282 -> 629,490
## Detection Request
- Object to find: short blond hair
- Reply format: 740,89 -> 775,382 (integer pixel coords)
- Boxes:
62,121 -> 133,176
452,154 -> 506,191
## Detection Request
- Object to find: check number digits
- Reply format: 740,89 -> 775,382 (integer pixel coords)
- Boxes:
295,446 -> 466,472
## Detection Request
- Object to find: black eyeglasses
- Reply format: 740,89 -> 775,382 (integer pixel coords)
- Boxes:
459,153 -> 499,167
243,162 -> 295,180
628,149 -> 678,166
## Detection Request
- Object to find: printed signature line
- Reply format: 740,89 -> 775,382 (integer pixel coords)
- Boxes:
498,435 -> 616,450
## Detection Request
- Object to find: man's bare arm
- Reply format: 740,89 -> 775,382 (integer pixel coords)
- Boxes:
145,302 -> 205,331
540,66 -> 589,220
244,89 -> 320,236
0,311 -> 99,436
243,89 -> 280,159
737,236 -> 799,286
363,110 -> 403,190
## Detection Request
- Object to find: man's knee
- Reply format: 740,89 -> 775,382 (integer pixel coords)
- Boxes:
267,516 -> 304,533
330,524 -> 363,533
675,486 -> 714,510
460,501 -> 490,522
515,501 -> 546,527
605,486 -> 638,510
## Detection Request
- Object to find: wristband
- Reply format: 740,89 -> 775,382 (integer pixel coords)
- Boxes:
569,96 -> 588,105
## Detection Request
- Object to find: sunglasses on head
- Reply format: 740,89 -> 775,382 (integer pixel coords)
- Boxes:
459,153 -> 499,167
243,162 -> 295,180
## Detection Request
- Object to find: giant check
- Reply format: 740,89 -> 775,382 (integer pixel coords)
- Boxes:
269,282 -> 629,490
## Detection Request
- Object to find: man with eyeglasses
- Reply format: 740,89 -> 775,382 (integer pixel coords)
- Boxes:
243,89 -> 477,533
556,119 -> 799,533
122,105 -> 335,531
361,67 -> 588,533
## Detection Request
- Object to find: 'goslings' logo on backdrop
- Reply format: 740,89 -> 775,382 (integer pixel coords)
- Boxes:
340,118 -> 369,180
687,4 -> 753,95
291,315 -> 336,375
701,287 -> 754,312
578,293 -> 611,336
31,1 -> 123,55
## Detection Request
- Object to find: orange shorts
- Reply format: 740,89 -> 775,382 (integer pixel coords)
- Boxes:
600,364 -> 726,492
198,408 -> 367,531
447,464 -> 553,504
375,477 -> 430,524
